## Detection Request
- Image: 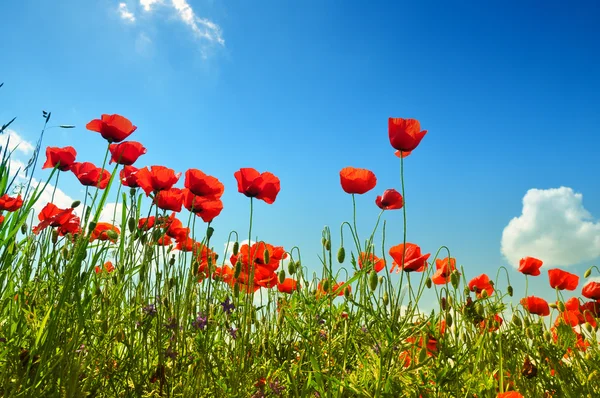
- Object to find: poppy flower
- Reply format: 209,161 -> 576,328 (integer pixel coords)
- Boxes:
388,118 -> 427,152
358,252 -> 385,273
580,300 -> 600,317
163,215 -> 190,241
71,162 -> 111,189
138,216 -> 155,231
135,166 -> 181,196
90,222 -> 120,243
0,194 -> 23,212
582,281 -> 600,300
42,146 -> 77,171
234,168 -> 280,204
185,169 -> 224,198
520,296 -> 550,316
0,214 -> 4,225
86,114 -> 137,143
277,278 -> 300,294
389,243 -> 430,273
548,268 -> 579,291
154,188 -> 184,212
155,235 -> 173,246
32,203 -> 78,235
120,165 -> 139,188
394,150 -> 411,158
339,167 -> 377,195
468,274 -> 494,298
375,189 -> 403,210
480,314 -> 503,332
109,141 -> 147,165
95,261 -> 115,274
175,236 -> 200,252
317,280 -> 350,297
431,257 -> 458,285
496,392 -> 524,398
518,256 -> 543,276
183,189 -> 223,223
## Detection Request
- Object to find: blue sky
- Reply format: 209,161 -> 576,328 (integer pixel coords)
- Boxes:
1,0 -> 599,306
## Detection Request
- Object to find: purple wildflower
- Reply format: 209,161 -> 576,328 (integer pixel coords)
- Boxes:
221,297 -> 235,315
143,303 -> 157,317
229,326 -> 238,340
192,313 -> 207,330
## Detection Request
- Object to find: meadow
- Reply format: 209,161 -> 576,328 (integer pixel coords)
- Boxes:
1,106 -> 599,397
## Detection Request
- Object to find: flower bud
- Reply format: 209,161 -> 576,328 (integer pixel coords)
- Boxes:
128,218 -> 136,233
234,259 -> 242,279
337,247 -> 345,263
20,222 -> 28,235
544,331 -> 552,342
169,255 -> 176,266
325,240 -> 331,251
425,277 -> 432,289
480,289 -> 488,299
88,221 -> 97,233
584,268 -> 592,279
71,200 -> 81,208
418,345 -> 428,363
446,313 -> 453,328
322,279 -> 330,293
232,241 -> 239,256
234,283 -> 240,297
450,271 -> 460,289
206,227 -> 214,240
549,303 -> 558,309
278,269 -> 286,284
585,322 -> 594,334
447,296 -> 453,307
440,297 -> 447,311
512,314 -> 522,327
475,303 -> 484,317
369,271 -> 378,292
344,286 -> 352,299
507,285 -> 513,297
52,229 -> 59,244
558,301 -> 566,312
129,188 -> 137,197
526,328 -> 534,339
288,260 -> 296,275
383,292 -> 389,306
263,249 -> 270,265
523,317 -> 531,328
106,230 -> 119,241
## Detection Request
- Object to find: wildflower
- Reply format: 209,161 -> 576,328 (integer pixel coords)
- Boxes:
234,168 -> 281,204
90,222 -> 120,243
95,261 -> 115,274
108,141 -> 147,165
389,243 -> 430,273
518,256 -> 543,276
182,189 -> 223,223
86,114 -> 137,143
154,187 -> 184,212
582,281 -> 600,300
192,313 -> 207,330
0,194 -> 23,212
468,274 -> 494,298
394,150 -> 411,158
228,327 -> 237,340
184,169 -> 224,198
138,216 -> 155,231
388,117 -> 427,152
135,166 -> 181,196
358,252 -> 385,273
32,203 -> 80,235
120,165 -> 139,188
142,304 -> 157,317
339,167 -> 376,194
548,268 -> 579,291
520,296 -> 550,316
431,257 -> 458,285
164,317 -> 179,330
221,297 -> 235,315
71,162 -> 111,189
42,146 -> 77,171
375,188 -> 403,210
496,392 -> 524,398
277,278 -> 300,293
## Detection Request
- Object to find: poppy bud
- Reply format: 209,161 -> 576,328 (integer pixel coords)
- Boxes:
207,227 -> 214,240
425,277 -> 432,289
321,237 -> 326,247
106,230 -> 119,241
278,269 -> 286,284
446,313 -> 453,328
169,255 -> 176,266
558,301 -> 566,312
337,247 -> 345,263
71,200 -> 81,208
263,249 -> 270,265
526,328 -> 534,339
447,296 -> 453,307
369,271 -> 378,292
234,259 -> 242,279
440,297 -> 447,311
585,322 -> 594,334
475,302 -> 484,317
51,229 -> 59,244
549,303 -> 558,309
584,268 -> 592,279
325,240 -> 331,251
523,317 -> 531,328
463,287 -> 470,296
322,279 -> 330,293
20,222 -> 28,235
383,292 -> 389,306
288,260 -> 296,275
128,218 -> 136,233
544,331 -> 552,342
512,314 -> 522,327
88,221 -> 97,233
481,289 -> 489,299
450,271 -> 459,289
507,285 -> 513,297
234,283 -> 240,297
344,286 -> 352,299
232,241 -> 239,256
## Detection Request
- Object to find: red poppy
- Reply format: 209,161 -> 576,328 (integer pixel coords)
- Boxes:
394,150 -> 411,158
185,169 -> 224,198
468,274 -> 494,298
375,189 -> 403,210
86,114 -> 137,143
580,300 -> 600,317
42,146 -> 77,171
480,314 -> 503,332
277,278 -> 300,294
135,166 -> 181,196
518,256 -> 543,276
234,168 -> 280,204
155,234 -> 173,246
90,222 -> 120,243
175,236 -> 200,252
496,392 -> 524,398
109,141 -> 147,165
0,194 -> 23,212
183,189 -> 223,223
0,214 -> 4,225
582,281 -> 600,300
389,243 -> 430,273
154,188 -> 184,212
32,203 -> 79,235
339,167 -> 377,195
138,216 -> 155,231
317,280 -> 350,297
163,215 -> 190,241
520,296 -> 550,316
71,162 -> 111,189
548,268 -> 579,291
431,257 -> 458,285
95,261 -> 115,274
388,118 -> 427,152
120,165 -> 139,188
358,252 -> 385,273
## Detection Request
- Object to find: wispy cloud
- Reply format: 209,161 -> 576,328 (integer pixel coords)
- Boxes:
170,0 -> 224,46
118,2 -> 136,23
501,187 -> 600,268
140,0 -> 162,12
0,129 -> 35,155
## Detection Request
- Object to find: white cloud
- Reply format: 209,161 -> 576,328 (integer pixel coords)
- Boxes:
501,187 -> 600,268
171,0 -> 224,45
0,129 -> 35,155
140,0 -> 162,12
118,3 -> 136,22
